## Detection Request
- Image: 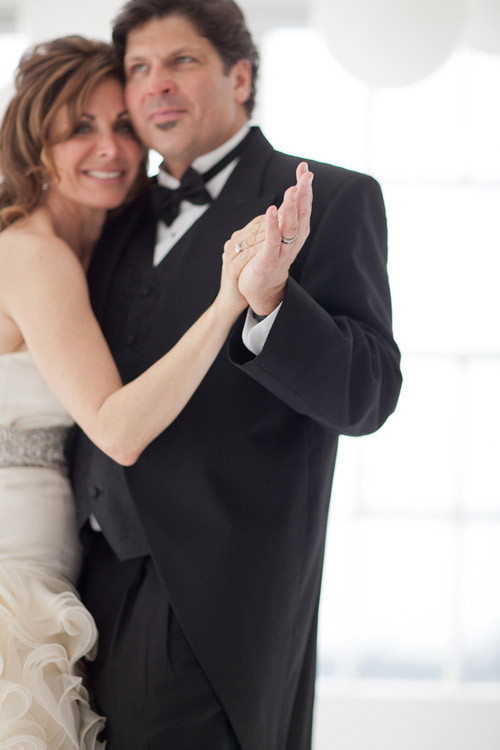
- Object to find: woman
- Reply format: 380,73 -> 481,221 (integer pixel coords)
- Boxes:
0,36 -> 312,749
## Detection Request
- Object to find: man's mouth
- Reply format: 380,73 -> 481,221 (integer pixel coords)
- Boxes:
148,107 -> 186,123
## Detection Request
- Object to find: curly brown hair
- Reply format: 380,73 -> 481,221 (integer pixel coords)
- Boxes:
0,35 -> 147,229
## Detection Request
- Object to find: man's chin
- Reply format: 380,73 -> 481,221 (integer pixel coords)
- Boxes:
155,120 -> 179,132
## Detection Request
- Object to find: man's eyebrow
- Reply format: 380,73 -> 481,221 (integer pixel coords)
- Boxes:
125,45 -> 201,60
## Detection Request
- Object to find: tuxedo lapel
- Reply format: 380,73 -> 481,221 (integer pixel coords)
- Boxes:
176,128 -> 281,268
215,127 -> 278,210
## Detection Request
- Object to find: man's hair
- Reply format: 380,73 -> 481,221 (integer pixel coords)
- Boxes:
0,35 -> 147,229
112,0 -> 259,117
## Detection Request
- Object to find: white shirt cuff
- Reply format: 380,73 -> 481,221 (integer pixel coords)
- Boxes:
242,303 -> 282,355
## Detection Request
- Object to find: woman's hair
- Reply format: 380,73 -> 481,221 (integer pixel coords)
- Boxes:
0,35 -> 147,229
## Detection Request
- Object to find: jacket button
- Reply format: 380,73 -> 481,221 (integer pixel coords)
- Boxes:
89,486 -> 100,499
126,333 -> 136,345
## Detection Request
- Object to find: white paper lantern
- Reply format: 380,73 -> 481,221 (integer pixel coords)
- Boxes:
312,0 -> 467,87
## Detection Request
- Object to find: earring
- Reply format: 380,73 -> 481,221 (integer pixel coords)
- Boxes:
40,170 -> 50,191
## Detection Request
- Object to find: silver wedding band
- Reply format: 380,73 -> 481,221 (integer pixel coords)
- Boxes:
235,243 -> 243,254
281,233 -> 298,245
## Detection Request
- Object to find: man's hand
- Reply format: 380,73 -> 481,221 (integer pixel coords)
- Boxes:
237,162 -> 313,316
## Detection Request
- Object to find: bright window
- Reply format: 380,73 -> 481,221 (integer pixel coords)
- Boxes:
260,27 -> 500,685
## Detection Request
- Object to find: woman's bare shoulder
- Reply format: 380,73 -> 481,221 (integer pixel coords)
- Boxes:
0,215 -> 80,281
1,214 -> 67,255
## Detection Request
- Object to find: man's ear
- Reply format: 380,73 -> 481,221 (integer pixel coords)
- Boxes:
231,59 -> 252,105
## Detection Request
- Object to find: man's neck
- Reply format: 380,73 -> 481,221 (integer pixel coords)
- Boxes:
160,123 -> 251,183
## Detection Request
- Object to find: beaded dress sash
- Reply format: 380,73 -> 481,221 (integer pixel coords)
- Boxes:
0,425 -> 69,470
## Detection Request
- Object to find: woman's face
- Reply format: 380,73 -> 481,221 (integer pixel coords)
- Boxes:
48,76 -> 143,211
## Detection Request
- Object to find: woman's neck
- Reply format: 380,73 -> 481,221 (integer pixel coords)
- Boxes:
41,192 -> 107,271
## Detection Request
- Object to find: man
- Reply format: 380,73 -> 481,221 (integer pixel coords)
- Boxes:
71,1 -> 402,749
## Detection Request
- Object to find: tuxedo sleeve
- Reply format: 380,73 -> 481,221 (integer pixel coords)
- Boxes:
228,172 -> 402,436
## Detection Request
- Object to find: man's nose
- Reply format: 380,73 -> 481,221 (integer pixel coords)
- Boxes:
147,63 -> 175,96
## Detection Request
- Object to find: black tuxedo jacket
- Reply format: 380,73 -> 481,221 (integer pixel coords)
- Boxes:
70,128 -> 401,749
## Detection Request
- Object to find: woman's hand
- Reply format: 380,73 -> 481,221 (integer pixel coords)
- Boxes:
215,214 -> 267,315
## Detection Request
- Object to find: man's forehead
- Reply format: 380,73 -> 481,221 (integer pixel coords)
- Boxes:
124,14 -> 205,52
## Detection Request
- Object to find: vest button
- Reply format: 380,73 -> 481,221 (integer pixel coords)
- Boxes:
140,285 -> 152,297
126,333 -> 136,345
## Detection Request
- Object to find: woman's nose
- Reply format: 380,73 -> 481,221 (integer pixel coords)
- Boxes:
96,132 -> 120,158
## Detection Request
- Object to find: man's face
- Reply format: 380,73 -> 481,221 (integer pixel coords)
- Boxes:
124,14 -> 252,178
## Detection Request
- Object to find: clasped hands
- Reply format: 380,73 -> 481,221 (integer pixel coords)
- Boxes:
222,162 -> 313,317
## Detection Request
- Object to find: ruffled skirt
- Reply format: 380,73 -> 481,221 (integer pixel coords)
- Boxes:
0,561 -> 105,749
0,460 -> 106,749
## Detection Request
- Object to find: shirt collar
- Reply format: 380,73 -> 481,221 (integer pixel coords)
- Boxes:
157,122 -> 251,189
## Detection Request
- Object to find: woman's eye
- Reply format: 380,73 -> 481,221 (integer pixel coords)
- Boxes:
73,122 -> 92,135
115,120 -> 136,136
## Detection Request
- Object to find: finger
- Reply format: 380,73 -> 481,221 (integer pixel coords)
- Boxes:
239,228 -> 266,249
231,215 -> 264,242
296,161 -> 309,182
296,168 -> 313,233
224,232 -> 262,279
260,204 -> 282,263
279,186 -> 299,250
230,217 -> 265,251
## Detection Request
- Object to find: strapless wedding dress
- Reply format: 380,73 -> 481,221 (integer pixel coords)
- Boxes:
0,350 -> 105,749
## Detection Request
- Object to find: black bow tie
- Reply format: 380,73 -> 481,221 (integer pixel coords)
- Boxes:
152,168 -> 212,226
151,128 -> 256,226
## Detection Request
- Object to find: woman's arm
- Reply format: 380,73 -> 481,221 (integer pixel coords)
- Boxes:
0,169 -> 312,465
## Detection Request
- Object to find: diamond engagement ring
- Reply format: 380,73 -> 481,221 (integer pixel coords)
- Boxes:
281,233 -> 298,245
235,243 -> 243,254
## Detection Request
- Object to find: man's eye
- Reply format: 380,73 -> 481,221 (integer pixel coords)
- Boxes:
176,55 -> 195,64
128,63 -> 148,76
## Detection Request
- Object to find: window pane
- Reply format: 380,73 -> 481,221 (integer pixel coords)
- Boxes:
333,356 -> 461,514
461,523 -> 500,681
384,185 -> 500,354
319,519 -> 455,679
370,48 -> 500,183
463,360 -> 500,513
